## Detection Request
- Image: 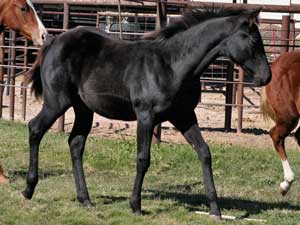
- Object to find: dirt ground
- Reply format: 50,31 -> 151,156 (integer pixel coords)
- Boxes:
1,84 -> 299,151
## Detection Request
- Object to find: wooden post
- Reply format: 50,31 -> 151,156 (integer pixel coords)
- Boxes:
280,15 -> 290,54
224,61 -> 234,132
117,0 -> 123,39
9,31 -> 16,121
291,19 -> 295,51
156,0 -> 167,30
57,3 -> 69,132
237,67 -> 244,133
152,0 -> 167,144
0,33 -> 4,118
63,3 -> 69,29
232,68 -> 237,107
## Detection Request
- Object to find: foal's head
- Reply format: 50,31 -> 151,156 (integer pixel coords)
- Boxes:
0,0 -> 47,46
222,9 -> 271,86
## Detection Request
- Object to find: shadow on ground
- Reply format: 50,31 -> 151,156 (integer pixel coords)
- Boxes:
199,127 -> 269,135
94,183 -> 300,217
7,169 -> 71,181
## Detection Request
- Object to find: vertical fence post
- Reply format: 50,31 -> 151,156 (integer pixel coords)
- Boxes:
117,0 -> 123,39
9,31 -> 16,121
0,33 -> 4,118
57,3 -> 69,132
237,67 -> 244,133
281,15 -> 290,54
152,0 -> 167,144
22,39 -> 28,121
291,19 -> 295,51
224,61 -> 234,132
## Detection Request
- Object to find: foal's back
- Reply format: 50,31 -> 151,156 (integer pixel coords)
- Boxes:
41,27 -> 172,121
266,51 -> 300,121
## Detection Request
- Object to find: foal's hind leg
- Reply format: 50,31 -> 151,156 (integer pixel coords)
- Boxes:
22,102 -> 70,199
270,121 -> 296,196
169,113 -> 221,219
68,99 -> 93,207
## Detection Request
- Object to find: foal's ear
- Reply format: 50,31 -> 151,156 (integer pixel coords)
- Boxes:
247,8 -> 261,27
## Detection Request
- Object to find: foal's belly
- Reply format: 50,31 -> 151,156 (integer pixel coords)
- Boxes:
80,93 -> 137,121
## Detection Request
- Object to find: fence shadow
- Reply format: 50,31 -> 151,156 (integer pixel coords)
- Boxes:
91,184 -> 300,217
199,127 -> 269,135
7,169 -> 70,181
145,188 -> 300,216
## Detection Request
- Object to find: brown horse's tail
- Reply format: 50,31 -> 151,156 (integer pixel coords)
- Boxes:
23,37 -> 55,99
260,86 -> 275,122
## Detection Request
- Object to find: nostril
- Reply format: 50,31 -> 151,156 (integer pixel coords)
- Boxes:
41,33 -> 47,42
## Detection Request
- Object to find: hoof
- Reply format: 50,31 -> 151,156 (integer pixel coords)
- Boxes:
21,190 -> 33,200
82,200 -> 96,208
279,186 -> 288,196
209,214 -> 222,220
0,175 -> 9,185
279,181 -> 291,196
129,199 -> 141,215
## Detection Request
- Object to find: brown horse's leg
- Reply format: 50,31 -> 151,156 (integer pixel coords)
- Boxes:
0,164 -> 9,184
270,123 -> 295,196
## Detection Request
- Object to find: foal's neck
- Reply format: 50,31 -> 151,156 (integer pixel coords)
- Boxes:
163,17 -> 234,84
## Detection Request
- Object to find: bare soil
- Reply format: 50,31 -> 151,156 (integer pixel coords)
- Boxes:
1,84 -> 299,151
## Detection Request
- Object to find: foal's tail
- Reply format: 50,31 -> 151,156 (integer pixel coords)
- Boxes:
23,37 -> 55,99
260,86 -> 275,122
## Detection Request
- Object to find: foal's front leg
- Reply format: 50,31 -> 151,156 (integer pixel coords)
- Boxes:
183,124 -> 221,218
170,115 -> 221,219
130,118 -> 154,214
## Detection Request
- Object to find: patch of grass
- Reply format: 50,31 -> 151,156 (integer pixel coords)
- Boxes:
0,119 -> 299,224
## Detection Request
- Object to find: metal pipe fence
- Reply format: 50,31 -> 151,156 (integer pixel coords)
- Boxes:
1,1 -> 299,135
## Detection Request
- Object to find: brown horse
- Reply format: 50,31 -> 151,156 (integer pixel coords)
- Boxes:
260,51 -> 300,196
0,0 -> 47,184
0,0 -> 47,46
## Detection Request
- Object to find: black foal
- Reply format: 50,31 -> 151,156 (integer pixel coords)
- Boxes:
23,8 -> 271,218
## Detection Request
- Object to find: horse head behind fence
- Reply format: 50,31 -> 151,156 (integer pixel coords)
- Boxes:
0,0 -> 47,46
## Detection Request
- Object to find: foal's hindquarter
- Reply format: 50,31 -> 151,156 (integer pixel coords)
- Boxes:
264,52 -> 300,195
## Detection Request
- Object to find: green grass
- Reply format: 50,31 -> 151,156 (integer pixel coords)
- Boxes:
0,120 -> 300,224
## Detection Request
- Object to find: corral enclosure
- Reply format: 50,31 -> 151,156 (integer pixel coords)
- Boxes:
1,0 -> 300,142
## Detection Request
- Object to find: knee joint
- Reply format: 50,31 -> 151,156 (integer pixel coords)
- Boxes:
137,158 -> 150,173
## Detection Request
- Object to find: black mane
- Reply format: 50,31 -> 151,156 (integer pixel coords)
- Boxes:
147,7 -> 252,41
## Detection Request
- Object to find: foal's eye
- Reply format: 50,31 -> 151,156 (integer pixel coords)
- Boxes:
21,5 -> 29,13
